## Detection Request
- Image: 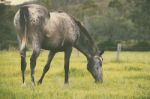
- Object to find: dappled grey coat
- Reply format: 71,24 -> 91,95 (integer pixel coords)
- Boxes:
14,4 -> 103,87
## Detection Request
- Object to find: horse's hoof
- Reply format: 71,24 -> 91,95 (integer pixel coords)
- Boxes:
30,82 -> 35,89
64,82 -> 69,87
63,82 -> 69,88
37,80 -> 42,85
64,81 -> 69,85
21,82 -> 26,88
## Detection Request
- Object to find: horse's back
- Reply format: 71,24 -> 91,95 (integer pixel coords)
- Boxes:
14,4 -> 80,51
42,12 -> 80,50
48,12 -> 79,39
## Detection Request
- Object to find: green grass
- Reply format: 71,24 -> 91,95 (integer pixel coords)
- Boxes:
0,50 -> 150,99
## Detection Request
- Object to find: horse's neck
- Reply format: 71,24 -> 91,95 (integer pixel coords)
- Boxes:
74,31 -> 97,59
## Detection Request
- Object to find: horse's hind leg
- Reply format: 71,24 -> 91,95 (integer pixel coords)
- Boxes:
20,47 -> 27,87
64,47 -> 72,84
38,51 -> 56,85
30,46 -> 40,88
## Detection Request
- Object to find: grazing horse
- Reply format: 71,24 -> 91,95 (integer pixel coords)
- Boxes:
14,4 -> 104,87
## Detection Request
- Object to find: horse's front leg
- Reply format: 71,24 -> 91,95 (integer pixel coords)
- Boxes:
38,51 -> 56,85
64,47 -> 72,84
30,47 -> 40,88
20,48 -> 27,87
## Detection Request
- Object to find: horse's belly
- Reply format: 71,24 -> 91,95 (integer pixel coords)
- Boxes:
41,36 -> 71,51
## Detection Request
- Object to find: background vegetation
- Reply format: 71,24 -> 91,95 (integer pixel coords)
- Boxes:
0,0 -> 150,50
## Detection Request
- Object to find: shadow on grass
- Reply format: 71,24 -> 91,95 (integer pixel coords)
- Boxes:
50,68 -> 87,77
0,88 -> 16,99
125,75 -> 150,80
105,66 -> 142,71
124,66 -> 142,71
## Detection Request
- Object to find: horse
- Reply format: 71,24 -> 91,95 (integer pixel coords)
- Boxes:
14,3 -> 104,87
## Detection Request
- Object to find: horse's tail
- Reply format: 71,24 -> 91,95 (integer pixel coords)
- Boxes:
19,6 -> 29,50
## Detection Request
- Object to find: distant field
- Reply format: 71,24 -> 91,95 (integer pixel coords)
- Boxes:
0,50 -> 150,99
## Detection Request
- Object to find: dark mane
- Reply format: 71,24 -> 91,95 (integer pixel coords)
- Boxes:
71,16 -> 98,52
71,16 -> 95,45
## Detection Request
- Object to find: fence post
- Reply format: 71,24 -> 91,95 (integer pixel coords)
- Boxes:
116,43 -> 122,61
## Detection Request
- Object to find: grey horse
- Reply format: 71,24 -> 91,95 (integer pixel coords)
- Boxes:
14,4 -> 104,87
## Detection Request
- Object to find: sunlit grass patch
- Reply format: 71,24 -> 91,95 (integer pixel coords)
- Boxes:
0,51 -> 150,99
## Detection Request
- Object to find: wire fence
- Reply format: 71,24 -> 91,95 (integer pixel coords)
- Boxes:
0,42 -> 150,51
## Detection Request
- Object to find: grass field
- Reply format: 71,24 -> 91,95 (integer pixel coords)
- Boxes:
0,50 -> 150,99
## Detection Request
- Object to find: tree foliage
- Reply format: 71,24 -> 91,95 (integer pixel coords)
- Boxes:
0,0 -> 150,50
0,4 -> 17,50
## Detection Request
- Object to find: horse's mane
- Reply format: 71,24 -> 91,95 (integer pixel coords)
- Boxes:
71,16 -> 95,45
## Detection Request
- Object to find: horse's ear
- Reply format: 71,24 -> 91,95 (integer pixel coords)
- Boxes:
99,50 -> 104,56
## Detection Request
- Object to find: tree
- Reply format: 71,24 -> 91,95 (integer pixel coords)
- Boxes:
130,0 -> 150,40
0,4 -> 17,49
109,0 -> 150,40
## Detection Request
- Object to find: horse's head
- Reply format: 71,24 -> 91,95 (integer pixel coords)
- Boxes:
87,51 -> 104,83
